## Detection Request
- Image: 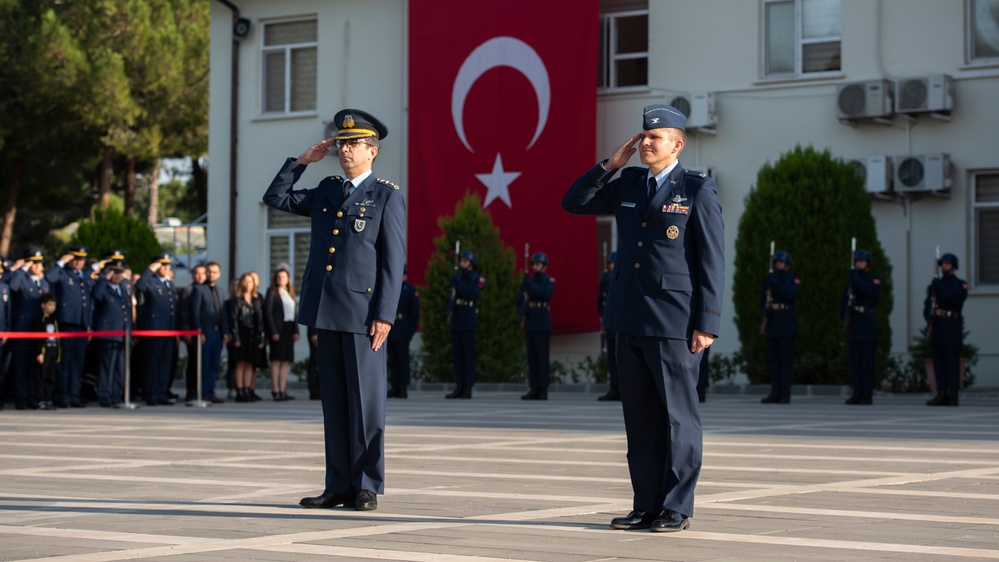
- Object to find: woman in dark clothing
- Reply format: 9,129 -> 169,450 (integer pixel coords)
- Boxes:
228,272 -> 265,402
264,265 -> 300,401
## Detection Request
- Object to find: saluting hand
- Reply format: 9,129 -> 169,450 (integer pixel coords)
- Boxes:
690,329 -> 714,354
605,133 -> 642,170
369,320 -> 391,351
297,138 -> 336,164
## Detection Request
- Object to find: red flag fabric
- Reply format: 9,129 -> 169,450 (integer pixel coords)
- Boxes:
408,0 -> 599,333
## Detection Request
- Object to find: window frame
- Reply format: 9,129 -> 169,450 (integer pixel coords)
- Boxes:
967,0 -> 999,65
260,17 -> 319,116
762,0 -> 842,79
972,170 -> 999,287
598,8 -> 649,92
264,205 -> 312,296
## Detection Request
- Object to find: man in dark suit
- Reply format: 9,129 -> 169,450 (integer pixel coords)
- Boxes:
924,252 -> 967,406
841,249 -> 881,405
263,108 -> 406,512
189,261 -> 228,403
44,246 -> 94,407
446,251 -> 483,399
91,260 -> 132,407
760,250 -> 800,404
562,104 -> 725,533
518,252 -> 555,401
387,266 -> 419,399
135,253 -> 178,405
9,248 -> 51,409
177,264 -> 206,402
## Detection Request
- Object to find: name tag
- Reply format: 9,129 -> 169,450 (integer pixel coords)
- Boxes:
620,201 -> 636,208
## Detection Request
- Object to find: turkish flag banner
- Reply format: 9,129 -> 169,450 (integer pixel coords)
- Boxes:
408,0 -> 600,333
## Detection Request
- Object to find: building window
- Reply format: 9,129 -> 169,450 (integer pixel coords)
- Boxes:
266,207 -> 312,294
973,171 -> 999,285
969,0 -> 999,63
764,0 -> 841,77
262,19 -> 318,114
598,9 -> 648,89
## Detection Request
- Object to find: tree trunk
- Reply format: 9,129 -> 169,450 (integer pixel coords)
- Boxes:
191,157 -> 207,217
147,159 -> 161,226
0,158 -> 24,257
125,156 -> 136,217
98,145 -> 115,211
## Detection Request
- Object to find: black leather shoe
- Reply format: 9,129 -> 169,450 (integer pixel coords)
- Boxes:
299,491 -> 355,509
926,393 -> 947,406
396,388 -> 407,399
760,390 -> 779,404
521,388 -> 538,400
210,396 -> 225,404
445,386 -> 463,399
355,490 -> 378,511
597,388 -> 621,401
650,510 -> 690,532
610,510 -> 659,530
459,386 -> 472,399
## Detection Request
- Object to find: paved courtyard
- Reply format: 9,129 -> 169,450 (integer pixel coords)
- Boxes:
1,390 -> 998,561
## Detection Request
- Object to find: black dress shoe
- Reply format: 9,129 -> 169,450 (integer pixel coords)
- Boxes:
460,387 -> 472,399
610,510 -> 660,530
210,397 -> 225,404
158,399 -> 176,406
299,491 -> 355,509
651,510 -> 690,532
521,388 -> 538,400
355,490 -> 378,511
597,388 -> 621,401
445,386 -> 463,399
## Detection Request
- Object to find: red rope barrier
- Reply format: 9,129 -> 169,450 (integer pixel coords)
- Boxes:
0,330 -> 201,339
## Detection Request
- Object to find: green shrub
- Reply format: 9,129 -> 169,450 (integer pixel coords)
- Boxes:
68,208 -> 164,267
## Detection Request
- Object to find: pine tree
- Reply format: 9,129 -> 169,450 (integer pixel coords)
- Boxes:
732,145 -> 894,384
419,194 -> 524,382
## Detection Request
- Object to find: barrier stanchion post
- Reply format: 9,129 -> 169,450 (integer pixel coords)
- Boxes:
121,327 -> 140,410
187,330 -> 209,407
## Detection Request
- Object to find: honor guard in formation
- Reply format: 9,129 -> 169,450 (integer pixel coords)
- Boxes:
91,259 -> 133,408
563,104 -> 725,533
387,266 -> 419,398
44,246 -> 93,408
518,252 -> 555,401
760,250 -> 800,404
446,250 -> 483,399
923,253 -> 967,406
264,108 -> 405,512
135,253 -> 178,406
597,252 -> 620,401
842,248 -> 881,405
8,248 -> 51,409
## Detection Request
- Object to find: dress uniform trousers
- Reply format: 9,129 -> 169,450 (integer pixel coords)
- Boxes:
767,338 -> 794,391
848,340 -> 877,390
932,343 -> 962,393
58,323 -> 88,405
144,337 -> 174,402
605,329 -> 619,389
317,329 -> 386,495
451,331 -> 476,387
526,331 -> 550,389
616,333 -> 701,517
97,340 -> 125,405
387,340 -> 411,389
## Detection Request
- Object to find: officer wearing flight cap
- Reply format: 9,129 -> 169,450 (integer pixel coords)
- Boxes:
923,252 -> 967,406
841,248 -> 881,405
263,108 -> 405,512
44,246 -> 94,407
0,257 -> 11,410
136,252 -> 177,405
518,251 -> 555,400
562,104 -> 725,532
9,248 -> 51,409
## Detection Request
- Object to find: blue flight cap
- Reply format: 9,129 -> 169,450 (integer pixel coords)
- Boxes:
643,104 -> 686,132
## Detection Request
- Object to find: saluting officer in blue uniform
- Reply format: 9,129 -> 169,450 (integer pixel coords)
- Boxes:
9,248 -> 51,409
264,109 -> 405,512
0,258 -> 12,410
597,252 -> 621,401
136,253 -> 178,405
92,260 -> 133,408
761,250 -> 800,404
924,253 -> 967,406
562,104 -> 725,532
841,249 -> 881,405
387,266 -> 419,399
446,251 -> 484,399
518,252 -> 555,401
43,246 -> 93,407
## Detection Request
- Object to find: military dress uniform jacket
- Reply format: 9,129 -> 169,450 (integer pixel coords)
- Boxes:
923,274 -> 968,346
841,270 -> 881,342
9,270 -> 50,331
135,272 -> 177,331
44,264 -> 93,327
387,282 -> 419,343
761,270 -> 800,339
263,158 -> 406,333
91,278 -> 133,341
0,280 -> 11,333
562,163 -> 725,339
448,270 -> 483,332
598,272 -> 611,322
517,272 -> 555,332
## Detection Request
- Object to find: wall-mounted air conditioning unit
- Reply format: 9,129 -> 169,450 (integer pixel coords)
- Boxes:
849,155 -> 893,195
836,80 -> 893,121
668,92 -> 717,131
895,75 -> 954,115
894,153 -> 952,194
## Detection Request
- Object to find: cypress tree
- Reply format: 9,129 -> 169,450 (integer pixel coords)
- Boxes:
732,145 -> 893,384
419,193 -> 524,382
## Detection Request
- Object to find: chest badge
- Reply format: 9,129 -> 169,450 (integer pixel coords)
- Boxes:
672,194 -> 687,203
354,219 -> 366,232
666,225 -> 680,239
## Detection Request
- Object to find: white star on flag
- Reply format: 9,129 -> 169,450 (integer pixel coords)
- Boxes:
476,153 -> 521,208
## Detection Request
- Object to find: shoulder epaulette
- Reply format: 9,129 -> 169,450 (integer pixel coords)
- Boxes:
325,175 -> 344,182
376,178 -> 400,190
684,170 -> 707,178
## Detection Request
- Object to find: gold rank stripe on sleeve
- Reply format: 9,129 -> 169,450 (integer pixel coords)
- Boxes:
376,178 -> 400,190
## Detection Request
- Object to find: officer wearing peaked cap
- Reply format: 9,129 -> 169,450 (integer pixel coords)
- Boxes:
44,246 -> 94,407
92,259 -> 132,407
563,103 -> 725,532
136,253 -> 178,405
9,248 -> 51,409
924,252 -> 967,406
518,252 -> 555,400
842,249 -> 881,405
0,257 -> 11,410
264,108 -> 405,512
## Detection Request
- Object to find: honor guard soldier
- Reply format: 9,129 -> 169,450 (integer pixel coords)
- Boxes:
563,104 -> 725,532
44,246 -> 94,407
597,252 -> 621,401
91,259 -> 132,408
9,248 -> 51,409
387,266 -> 419,398
136,253 -> 178,405
518,252 -> 555,400
924,253 -> 967,406
760,251 -> 800,404
842,249 -> 881,405
264,108 -> 405,512
446,250 -> 483,399
0,258 -> 11,410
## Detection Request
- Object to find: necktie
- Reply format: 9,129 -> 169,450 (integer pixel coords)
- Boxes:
211,285 -> 220,316
648,176 -> 658,203
35,278 -> 40,288
113,285 -> 121,297
342,180 -> 353,201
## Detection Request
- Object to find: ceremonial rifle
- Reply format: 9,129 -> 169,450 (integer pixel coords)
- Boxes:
844,237 -> 856,332
927,245 -> 940,341
520,243 -> 530,330
446,240 -> 460,326
760,240 -> 775,335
